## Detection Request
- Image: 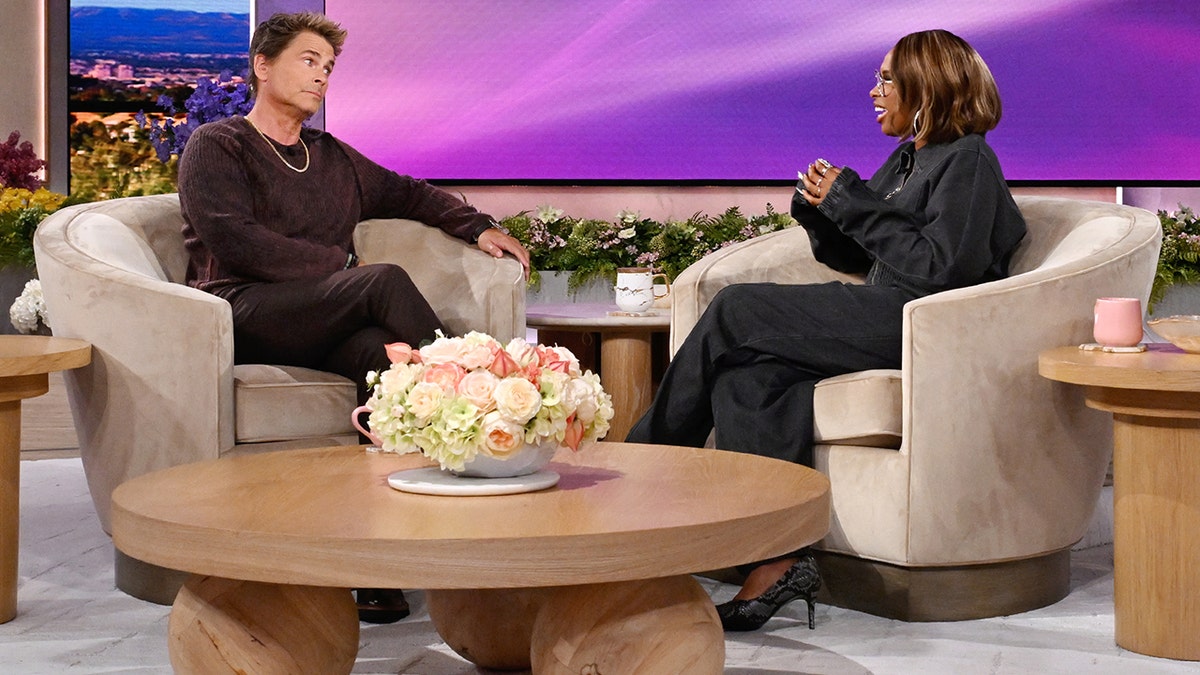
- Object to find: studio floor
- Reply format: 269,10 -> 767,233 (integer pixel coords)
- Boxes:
3,457 -> 1197,674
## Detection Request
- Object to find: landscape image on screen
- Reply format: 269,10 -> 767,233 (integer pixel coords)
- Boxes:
67,1 -> 250,198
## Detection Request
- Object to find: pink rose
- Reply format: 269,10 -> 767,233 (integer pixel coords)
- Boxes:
422,362 -> 466,392
542,346 -> 581,376
488,348 -> 522,378
460,342 -> 495,370
563,413 -> 585,451
385,342 -> 418,365
524,362 -> 542,387
457,369 -> 499,411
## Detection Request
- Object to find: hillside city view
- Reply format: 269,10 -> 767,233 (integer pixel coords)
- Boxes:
68,5 -> 249,198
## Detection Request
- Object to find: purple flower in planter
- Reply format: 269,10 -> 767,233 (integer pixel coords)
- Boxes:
0,131 -> 45,191
137,71 -> 255,162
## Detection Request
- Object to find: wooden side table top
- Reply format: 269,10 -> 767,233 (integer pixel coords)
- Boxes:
1,334 -> 91,624
111,442 -> 830,590
0,335 -> 91,380
526,302 -> 670,330
1039,343 -> 1200,661
1038,344 -> 1200,391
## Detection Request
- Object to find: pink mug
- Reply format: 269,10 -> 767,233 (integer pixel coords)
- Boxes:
351,405 -> 383,446
1093,297 -> 1143,348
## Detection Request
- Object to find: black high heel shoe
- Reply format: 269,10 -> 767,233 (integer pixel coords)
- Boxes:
715,554 -> 822,631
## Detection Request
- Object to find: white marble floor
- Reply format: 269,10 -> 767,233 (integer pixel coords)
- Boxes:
3,457 -> 1195,675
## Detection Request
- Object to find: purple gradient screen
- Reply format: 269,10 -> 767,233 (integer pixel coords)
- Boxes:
323,0 -> 1199,183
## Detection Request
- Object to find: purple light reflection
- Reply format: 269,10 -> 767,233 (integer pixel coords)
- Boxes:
322,0 -> 1200,182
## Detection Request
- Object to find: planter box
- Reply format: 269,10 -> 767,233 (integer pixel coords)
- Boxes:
526,271 -> 614,305
1148,284 -> 1200,319
0,265 -> 35,336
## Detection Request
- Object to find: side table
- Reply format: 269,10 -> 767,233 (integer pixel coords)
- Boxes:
0,335 -> 91,623
1038,344 -> 1200,661
526,302 -> 670,441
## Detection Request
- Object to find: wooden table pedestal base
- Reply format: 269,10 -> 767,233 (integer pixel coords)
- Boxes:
599,329 -> 655,442
166,574 -> 724,674
168,576 -> 359,675
1112,413 -> 1200,661
428,575 -> 725,674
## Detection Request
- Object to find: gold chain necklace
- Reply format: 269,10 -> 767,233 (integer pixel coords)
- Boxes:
245,117 -> 310,173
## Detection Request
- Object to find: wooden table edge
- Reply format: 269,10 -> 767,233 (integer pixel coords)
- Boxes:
110,444 -> 831,589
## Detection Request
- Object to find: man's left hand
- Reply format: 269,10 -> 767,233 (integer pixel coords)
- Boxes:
477,228 -> 531,278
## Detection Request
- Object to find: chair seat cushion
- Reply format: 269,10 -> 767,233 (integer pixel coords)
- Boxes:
812,369 -> 902,448
234,364 -> 358,443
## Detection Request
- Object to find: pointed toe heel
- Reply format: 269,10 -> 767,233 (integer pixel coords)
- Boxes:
715,554 -> 822,631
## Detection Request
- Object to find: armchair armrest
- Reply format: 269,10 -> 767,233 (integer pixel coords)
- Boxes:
670,226 -> 864,354
354,220 -> 526,342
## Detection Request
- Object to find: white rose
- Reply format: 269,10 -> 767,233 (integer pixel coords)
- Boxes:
567,378 -> 598,424
460,332 -> 501,369
539,370 -> 569,408
380,363 -> 421,394
457,369 -> 499,411
494,377 -> 542,424
480,410 -> 525,458
419,335 -> 469,365
406,381 -> 445,421
505,337 -> 540,368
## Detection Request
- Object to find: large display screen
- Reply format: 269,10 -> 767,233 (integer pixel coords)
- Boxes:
322,0 -> 1199,184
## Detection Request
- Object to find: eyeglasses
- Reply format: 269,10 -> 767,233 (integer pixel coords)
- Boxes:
874,70 -> 893,95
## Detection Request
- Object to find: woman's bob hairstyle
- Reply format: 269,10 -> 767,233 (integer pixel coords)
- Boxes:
891,29 -> 1003,146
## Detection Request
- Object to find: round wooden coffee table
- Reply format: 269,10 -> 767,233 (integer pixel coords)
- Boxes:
0,335 -> 91,624
111,442 -> 830,673
1039,344 -> 1200,661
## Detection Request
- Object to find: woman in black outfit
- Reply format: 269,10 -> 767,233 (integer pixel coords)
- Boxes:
626,29 -> 1027,631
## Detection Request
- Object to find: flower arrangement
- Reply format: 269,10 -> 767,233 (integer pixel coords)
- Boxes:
1,131 -> 46,191
9,279 -> 48,334
2,131 -> 71,333
1151,204 -> 1200,312
136,71 -> 254,162
500,204 -> 796,291
0,186 -> 70,269
363,331 -> 614,472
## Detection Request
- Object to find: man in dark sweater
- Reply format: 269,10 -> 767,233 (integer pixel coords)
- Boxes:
178,11 -> 529,407
177,11 -> 530,625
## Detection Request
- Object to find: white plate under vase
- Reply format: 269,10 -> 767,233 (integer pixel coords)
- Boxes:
387,441 -> 560,496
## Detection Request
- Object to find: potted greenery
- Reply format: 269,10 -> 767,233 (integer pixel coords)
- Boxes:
500,204 -> 796,300
1149,205 -> 1200,316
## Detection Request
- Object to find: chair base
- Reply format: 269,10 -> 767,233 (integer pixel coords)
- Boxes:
813,547 -> 1072,622
115,549 -> 189,606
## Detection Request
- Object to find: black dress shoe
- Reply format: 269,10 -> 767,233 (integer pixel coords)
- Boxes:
355,588 -> 410,624
715,554 -> 821,631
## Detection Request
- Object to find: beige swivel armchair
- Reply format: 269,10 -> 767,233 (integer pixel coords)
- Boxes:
670,196 -> 1162,621
34,193 -> 525,600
